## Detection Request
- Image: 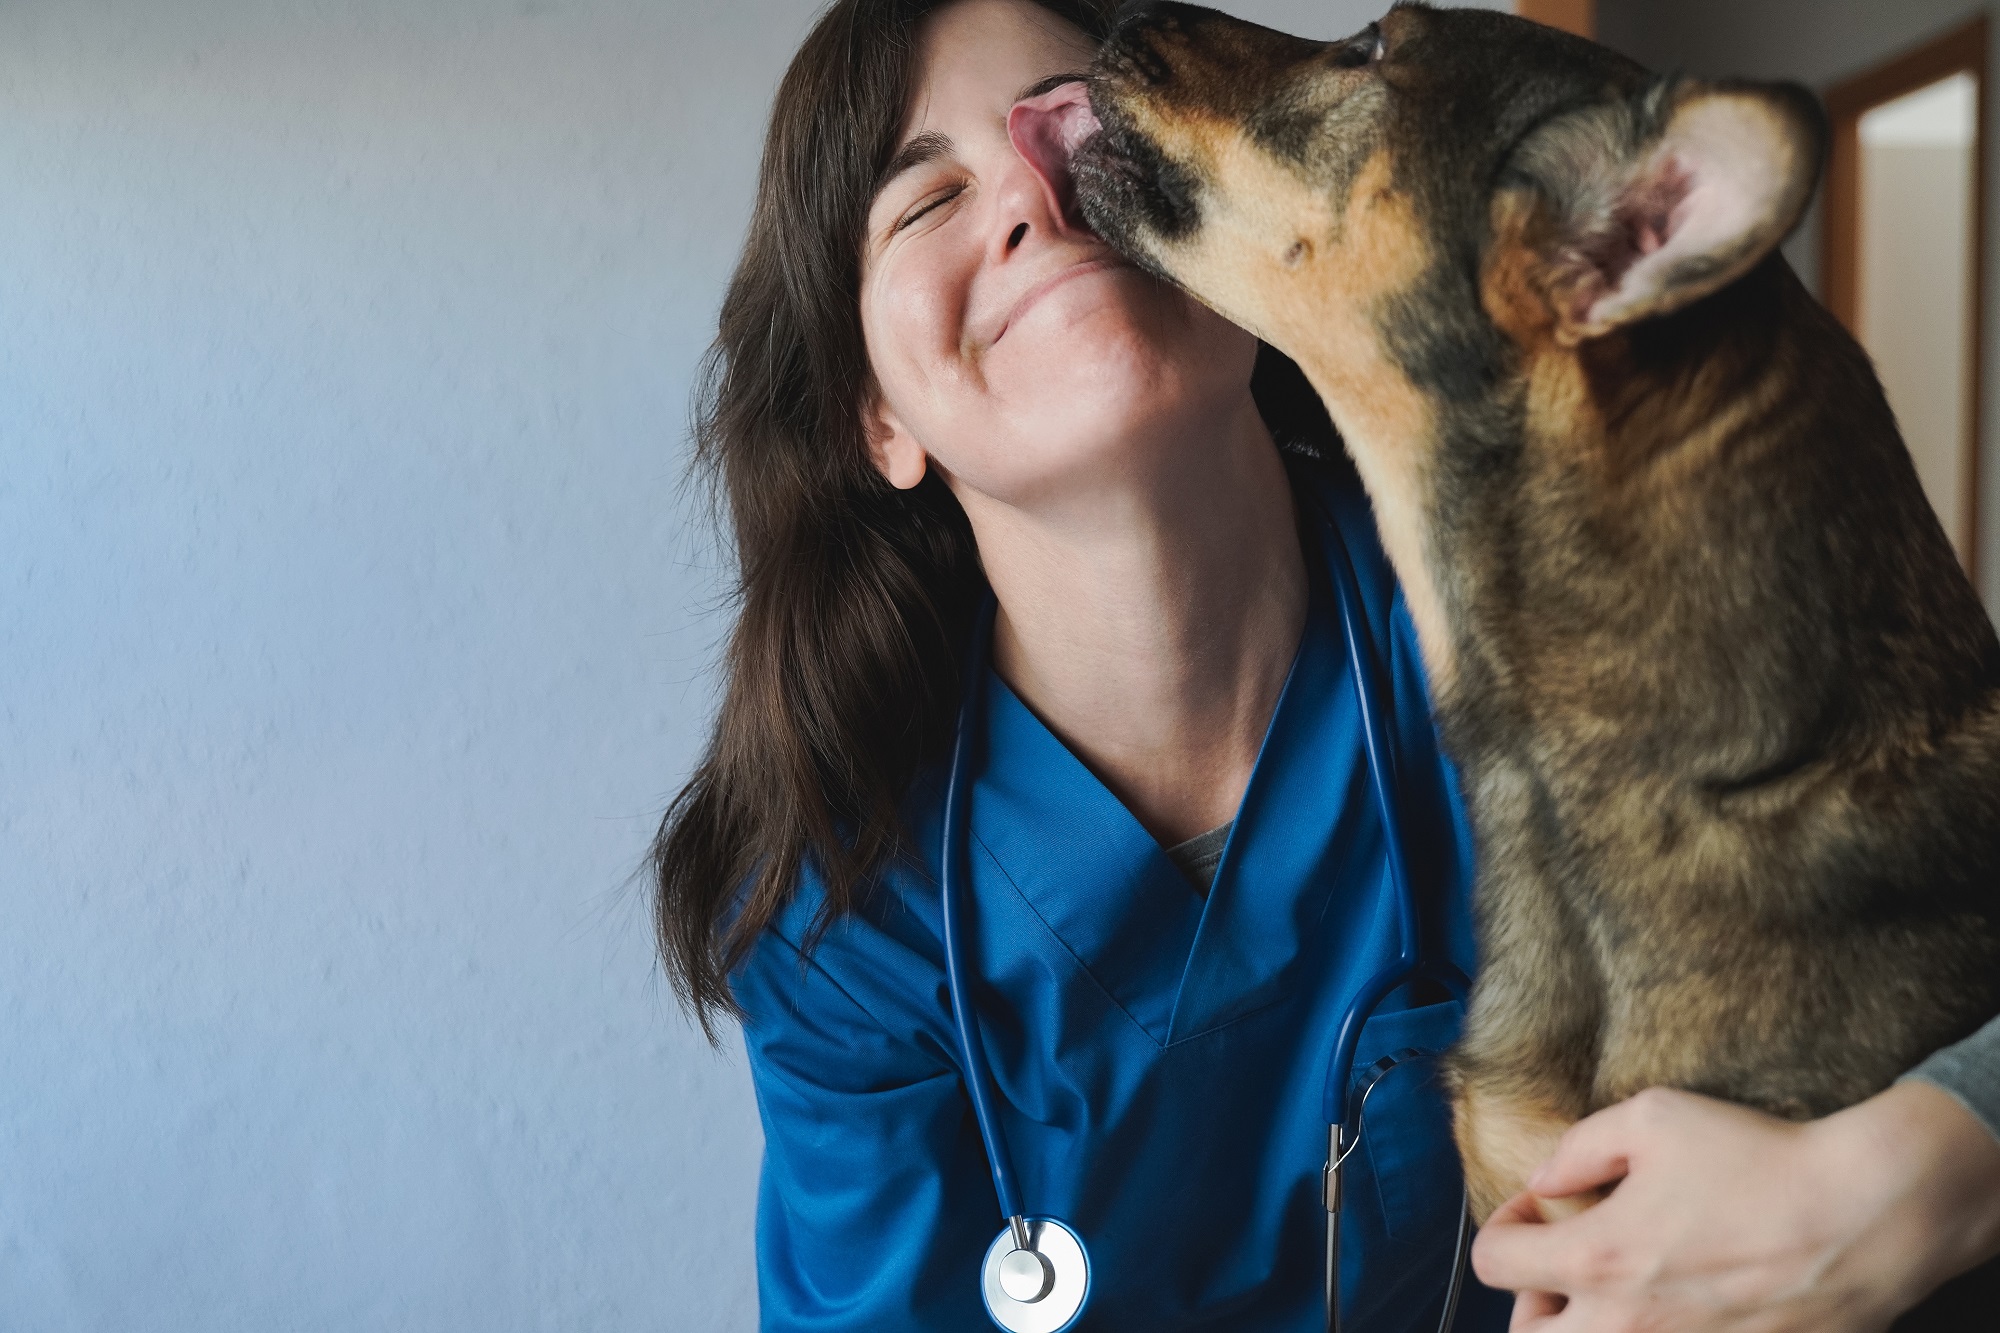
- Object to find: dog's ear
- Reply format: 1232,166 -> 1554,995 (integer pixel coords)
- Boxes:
1506,78 -> 1826,343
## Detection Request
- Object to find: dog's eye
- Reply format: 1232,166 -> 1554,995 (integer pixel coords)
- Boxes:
1331,23 -> 1383,69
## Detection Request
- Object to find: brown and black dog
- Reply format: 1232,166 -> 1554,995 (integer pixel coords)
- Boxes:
1066,0 -> 2000,1315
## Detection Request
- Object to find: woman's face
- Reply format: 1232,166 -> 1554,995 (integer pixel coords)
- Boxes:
859,0 -> 1259,512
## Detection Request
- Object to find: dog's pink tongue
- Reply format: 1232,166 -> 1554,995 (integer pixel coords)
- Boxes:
1008,81 -> 1102,226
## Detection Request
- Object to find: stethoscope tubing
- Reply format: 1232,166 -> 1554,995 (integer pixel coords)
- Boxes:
946,596 -> 1091,1332
941,592 -> 1026,1223
1307,491 -> 1473,1333
1309,494 -> 1471,1127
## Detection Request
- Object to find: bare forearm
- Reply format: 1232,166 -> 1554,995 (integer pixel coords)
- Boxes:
1834,1079 -> 2000,1316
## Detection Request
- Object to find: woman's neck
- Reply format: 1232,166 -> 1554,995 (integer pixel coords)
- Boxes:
964,397 -> 1309,847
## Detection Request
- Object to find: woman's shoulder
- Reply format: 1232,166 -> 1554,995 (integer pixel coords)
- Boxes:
732,765 -> 955,1041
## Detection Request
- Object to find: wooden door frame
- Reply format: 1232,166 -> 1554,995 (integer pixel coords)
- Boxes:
1822,15 -> 1988,583
1516,0 -> 1594,39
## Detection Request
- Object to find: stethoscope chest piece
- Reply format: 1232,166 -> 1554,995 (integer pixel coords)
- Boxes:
980,1218 -> 1089,1333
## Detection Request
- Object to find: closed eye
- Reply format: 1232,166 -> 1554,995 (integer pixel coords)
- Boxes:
1331,22 -> 1383,69
895,184 -> 966,233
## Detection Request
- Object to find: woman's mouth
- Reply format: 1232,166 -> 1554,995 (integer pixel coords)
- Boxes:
995,255 -> 1126,343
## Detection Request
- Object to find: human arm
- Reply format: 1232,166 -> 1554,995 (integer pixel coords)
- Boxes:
733,922 -> 996,1332
1469,1015 -> 2000,1331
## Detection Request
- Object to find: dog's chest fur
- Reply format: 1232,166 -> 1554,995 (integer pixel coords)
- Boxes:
1431,257 -> 2000,1128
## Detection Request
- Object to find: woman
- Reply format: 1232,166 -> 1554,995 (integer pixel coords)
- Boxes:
654,0 -> 2000,1328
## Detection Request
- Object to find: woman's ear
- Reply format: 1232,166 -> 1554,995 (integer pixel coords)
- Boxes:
863,388 -> 928,490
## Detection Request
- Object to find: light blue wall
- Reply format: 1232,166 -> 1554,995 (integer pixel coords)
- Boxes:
0,2 -> 1495,1328
0,1 -> 807,1327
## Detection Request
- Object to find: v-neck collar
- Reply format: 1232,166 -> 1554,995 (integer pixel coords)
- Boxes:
966,546 -> 1386,1046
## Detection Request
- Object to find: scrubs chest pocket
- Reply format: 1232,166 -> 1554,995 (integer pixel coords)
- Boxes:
1336,1001 -> 1475,1333
1347,999 -> 1466,1244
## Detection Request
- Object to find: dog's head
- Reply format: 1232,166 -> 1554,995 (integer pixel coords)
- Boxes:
1067,2 -> 1825,386
1038,2 -> 1828,682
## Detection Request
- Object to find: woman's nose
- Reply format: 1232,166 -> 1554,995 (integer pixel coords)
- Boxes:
1007,81 -> 1102,235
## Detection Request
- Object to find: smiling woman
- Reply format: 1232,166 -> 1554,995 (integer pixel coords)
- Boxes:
649,0 -> 1335,1034
649,0 -> 1513,1327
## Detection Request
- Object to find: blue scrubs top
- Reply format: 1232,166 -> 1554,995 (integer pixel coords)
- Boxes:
732,463 -> 1513,1332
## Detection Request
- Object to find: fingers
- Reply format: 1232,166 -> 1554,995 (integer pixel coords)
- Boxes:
1472,1190 -> 1573,1294
1526,1093 -> 1658,1197
1486,1190 -> 1550,1228
1483,1091 -> 1842,1330
1510,1289 -> 1566,1330
1478,1092 -> 1699,1300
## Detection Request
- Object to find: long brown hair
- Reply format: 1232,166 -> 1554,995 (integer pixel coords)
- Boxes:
653,0 -> 1340,1039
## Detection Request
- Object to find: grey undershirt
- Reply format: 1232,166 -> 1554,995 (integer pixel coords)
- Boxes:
1167,821 -> 2000,1142
1166,821 -> 1232,896
1903,1014 -> 2000,1143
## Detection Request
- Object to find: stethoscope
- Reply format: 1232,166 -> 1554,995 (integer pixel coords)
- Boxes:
940,488 -> 1474,1333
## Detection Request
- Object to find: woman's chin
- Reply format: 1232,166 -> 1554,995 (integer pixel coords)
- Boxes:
1014,378 -> 1261,490
1022,325 -> 1251,429
1004,289 -> 1246,393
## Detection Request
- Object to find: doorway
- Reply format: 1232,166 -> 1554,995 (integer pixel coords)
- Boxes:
1823,17 -> 1988,585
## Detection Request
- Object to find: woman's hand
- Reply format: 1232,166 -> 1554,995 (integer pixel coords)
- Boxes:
1470,1082 -> 2000,1331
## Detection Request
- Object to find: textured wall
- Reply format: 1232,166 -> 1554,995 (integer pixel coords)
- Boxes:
0,1 -> 1498,1329
0,1 -> 803,1327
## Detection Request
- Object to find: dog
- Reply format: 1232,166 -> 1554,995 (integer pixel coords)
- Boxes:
1058,1 -> 2000,1320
